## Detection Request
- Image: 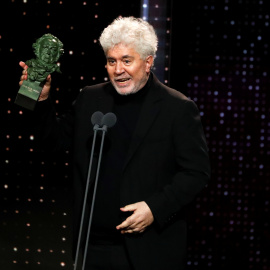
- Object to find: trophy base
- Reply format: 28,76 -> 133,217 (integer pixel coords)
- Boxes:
14,80 -> 43,111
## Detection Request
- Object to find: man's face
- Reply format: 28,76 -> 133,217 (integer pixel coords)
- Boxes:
39,38 -> 59,64
105,43 -> 153,95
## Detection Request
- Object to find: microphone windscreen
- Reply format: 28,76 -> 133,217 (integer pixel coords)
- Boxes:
101,112 -> 117,128
91,111 -> 104,126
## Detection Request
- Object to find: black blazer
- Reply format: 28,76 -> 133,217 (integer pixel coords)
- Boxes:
35,73 -> 211,270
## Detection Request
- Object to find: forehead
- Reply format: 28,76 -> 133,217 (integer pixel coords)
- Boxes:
106,43 -> 139,58
40,38 -> 58,46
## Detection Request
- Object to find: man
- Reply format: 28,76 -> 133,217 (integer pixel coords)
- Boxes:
19,16 -> 210,270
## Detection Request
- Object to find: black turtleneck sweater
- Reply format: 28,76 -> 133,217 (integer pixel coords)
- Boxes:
90,75 -> 152,243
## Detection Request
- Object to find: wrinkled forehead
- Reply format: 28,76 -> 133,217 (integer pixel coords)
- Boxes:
106,43 -> 138,56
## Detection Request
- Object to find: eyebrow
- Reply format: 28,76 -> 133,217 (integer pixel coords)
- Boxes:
122,55 -> 133,58
107,55 -> 134,59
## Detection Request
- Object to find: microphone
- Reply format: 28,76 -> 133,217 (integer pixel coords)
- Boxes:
91,111 -> 104,129
101,112 -> 117,129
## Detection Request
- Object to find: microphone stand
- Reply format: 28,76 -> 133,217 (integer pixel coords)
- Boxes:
73,124 -> 108,270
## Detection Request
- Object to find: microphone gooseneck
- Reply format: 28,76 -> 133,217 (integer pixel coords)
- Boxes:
74,111 -> 117,270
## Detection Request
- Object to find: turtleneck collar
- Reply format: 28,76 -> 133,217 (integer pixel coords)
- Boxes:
112,73 -> 153,104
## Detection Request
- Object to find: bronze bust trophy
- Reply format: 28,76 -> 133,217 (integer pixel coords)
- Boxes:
15,33 -> 64,110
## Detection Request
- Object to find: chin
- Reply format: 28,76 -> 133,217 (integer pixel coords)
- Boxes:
115,86 -> 137,96
117,89 -> 138,96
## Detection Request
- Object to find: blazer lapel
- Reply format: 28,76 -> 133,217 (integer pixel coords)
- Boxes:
97,83 -> 114,115
123,74 -> 163,170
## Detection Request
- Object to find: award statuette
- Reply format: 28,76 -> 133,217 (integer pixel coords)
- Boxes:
15,33 -> 64,110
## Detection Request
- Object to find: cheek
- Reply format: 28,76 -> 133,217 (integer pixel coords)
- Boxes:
106,67 -> 114,76
131,65 -> 146,77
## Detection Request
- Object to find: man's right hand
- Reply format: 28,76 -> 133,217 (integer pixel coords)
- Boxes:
19,61 -> 52,101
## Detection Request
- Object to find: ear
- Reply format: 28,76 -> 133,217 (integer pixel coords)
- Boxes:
145,55 -> 154,73
105,65 -> 107,69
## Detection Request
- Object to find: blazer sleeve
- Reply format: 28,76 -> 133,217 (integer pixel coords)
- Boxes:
145,99 -> 211,229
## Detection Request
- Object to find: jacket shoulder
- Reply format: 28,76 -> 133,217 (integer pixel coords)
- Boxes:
164,85 -> 190,102
152,73 -> 189,102
72,81 -> 111,110
81,81 -> 111,95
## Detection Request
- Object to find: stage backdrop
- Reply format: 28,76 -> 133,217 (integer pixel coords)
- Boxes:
170,1 -> 270,269
0,0 -> 269,269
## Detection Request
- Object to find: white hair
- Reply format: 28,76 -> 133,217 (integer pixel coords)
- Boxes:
99,16 -> 158,62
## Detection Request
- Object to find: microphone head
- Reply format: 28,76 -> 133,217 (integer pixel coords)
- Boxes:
91,111 -> 104,126
101,112 -> 117,128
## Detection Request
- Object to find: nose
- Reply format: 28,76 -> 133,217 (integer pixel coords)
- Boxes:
114,61 -> 125,75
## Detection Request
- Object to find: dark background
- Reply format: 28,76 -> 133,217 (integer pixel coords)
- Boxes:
1,0 -> 269,269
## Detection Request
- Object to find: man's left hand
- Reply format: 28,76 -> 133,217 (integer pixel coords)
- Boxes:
116,201 -> 154,234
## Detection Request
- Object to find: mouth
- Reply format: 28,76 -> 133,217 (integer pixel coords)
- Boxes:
114,77 -> 131,86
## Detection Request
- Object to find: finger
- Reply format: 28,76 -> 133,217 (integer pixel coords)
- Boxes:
120,203 -> 137,212
20,74 -> 27,81
19,74 -> 27,84
116,220 -> 131,230
45,74 -> 51,85
132,227 -> 143,233
120,227 -> 144,234
120,229 -> 133,234
19,61 -> 28,69
116,214 -> 138,230
19,61 -> 25,68
121,227 -> 139,234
